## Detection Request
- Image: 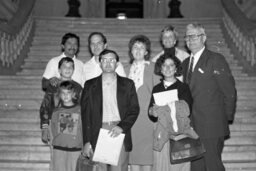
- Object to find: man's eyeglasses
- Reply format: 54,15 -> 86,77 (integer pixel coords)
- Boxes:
184,34 -> 205,41
101,58 -> 116,63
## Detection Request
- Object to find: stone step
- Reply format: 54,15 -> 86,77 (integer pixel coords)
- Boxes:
224,145 -> 256,152
0,132 -> 42,145
3,74 -> 252,82
224,162 -> 256,171
0,107 -> 252,120
1,98 -> 254,110
0,161 -> 255,171
26,49 -> 233,58
236,99 -> 256,109
0,145 -> 254,164
35,17 -> 221,23
0,108 -> 254,124
0,143 -> 253,156
0,115 -> 255,134
0,109 -> 38,118
0,91 -> 44,99
31,38 -> 228,47
0,161 -> 49,171
0,150 -> 50,162
234,117 -> 256,124
35,22 -> 221,28
235,109 -> 256,118
2,83 -> 253,90
17,69 -> 247,77
24,54 -> 238,65
230,123 -> 256,132
34,26 -> 222,34
21,60 -> 243,71
31,37 -> 226,45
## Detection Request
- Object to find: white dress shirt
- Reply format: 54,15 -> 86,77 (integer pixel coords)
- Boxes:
190,46 -> 205,71
83,56 -> 126,82
42,53 -> 85,86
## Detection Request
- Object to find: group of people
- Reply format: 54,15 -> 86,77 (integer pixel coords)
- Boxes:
39,22 -> 237,171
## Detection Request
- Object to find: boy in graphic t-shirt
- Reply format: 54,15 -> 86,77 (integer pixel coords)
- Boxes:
50,81 -> 82,171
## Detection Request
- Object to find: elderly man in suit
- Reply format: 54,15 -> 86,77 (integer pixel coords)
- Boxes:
81,49 -> 140,171
182,23 -> 237,171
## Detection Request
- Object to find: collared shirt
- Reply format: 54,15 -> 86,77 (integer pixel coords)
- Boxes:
102,76 -> 120,123
83,56 -> 126,82
190,46 -> 205,71
42,53 -> 85,87
128,60 -> 150,91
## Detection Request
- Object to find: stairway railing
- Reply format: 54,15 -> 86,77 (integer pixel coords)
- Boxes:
0,0 -> 35,67
221,0 -> 256,67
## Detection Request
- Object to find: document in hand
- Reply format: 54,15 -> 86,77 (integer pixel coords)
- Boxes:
92,128 -> 125,166
153,89 -> 178,106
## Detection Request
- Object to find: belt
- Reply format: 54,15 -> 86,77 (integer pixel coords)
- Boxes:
102,121 -> 120,126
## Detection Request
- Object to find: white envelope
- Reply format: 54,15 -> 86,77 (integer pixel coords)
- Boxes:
92,128 -> 125,166
153,89 -> 178,106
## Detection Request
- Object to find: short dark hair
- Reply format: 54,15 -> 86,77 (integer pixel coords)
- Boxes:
88,32 -> 107,56
99,49 -> 119,62
59,81 -> 78,104
61,33 -> 80,51
58,57 -> 74,69
128,35 -> 151,64
59,80 -> 75,91
154,53 -> 182,77
88,32 -> 107,45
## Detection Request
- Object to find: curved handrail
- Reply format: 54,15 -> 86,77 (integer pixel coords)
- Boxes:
221,0 -> 256,66
0,0 -> 35,35
0,0 -> 35,67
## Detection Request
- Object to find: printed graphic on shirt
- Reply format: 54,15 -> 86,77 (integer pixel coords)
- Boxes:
58,112 -> 79,135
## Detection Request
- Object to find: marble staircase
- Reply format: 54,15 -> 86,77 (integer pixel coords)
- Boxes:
0,17 -> 256,171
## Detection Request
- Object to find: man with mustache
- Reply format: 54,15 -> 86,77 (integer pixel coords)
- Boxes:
42,33 -> 84,91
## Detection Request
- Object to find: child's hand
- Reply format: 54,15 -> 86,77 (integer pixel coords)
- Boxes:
41,128 -> 50,144
149,105 -> 160,117
82,142 -> 93,158
49,77 -> 59,87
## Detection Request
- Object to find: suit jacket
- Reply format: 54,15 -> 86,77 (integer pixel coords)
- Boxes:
181,49 -> 237,138
80,74 -> 140,152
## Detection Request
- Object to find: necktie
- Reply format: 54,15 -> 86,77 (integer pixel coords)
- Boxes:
186,56 -> 194,84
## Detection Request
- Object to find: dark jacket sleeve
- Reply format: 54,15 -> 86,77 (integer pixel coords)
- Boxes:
213,54 -> 237,121
117,80 -> 140,133
42,77 -> 51,92
178,83 -> 193,112
148,87 -> 158,122
80,82 -> 91,145
39,92 -> 54,128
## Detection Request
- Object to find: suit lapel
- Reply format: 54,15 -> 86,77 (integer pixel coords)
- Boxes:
93,76 -> 103,115
116,75 -> 123,114
190,49 -> 208,89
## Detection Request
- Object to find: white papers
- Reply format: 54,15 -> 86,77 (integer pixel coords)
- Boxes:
92,128 -> 125,166
153,89 -> 178,106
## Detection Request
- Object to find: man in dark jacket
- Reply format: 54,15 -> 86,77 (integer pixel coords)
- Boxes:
81,49 -> 140,171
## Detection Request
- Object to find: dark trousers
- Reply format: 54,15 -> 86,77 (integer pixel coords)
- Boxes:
191,137 -> 225,171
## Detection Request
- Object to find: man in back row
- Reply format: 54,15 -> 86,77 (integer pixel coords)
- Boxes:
42,33 -> 84,90
83,32 -> 126,81
42,32 -> 126,91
